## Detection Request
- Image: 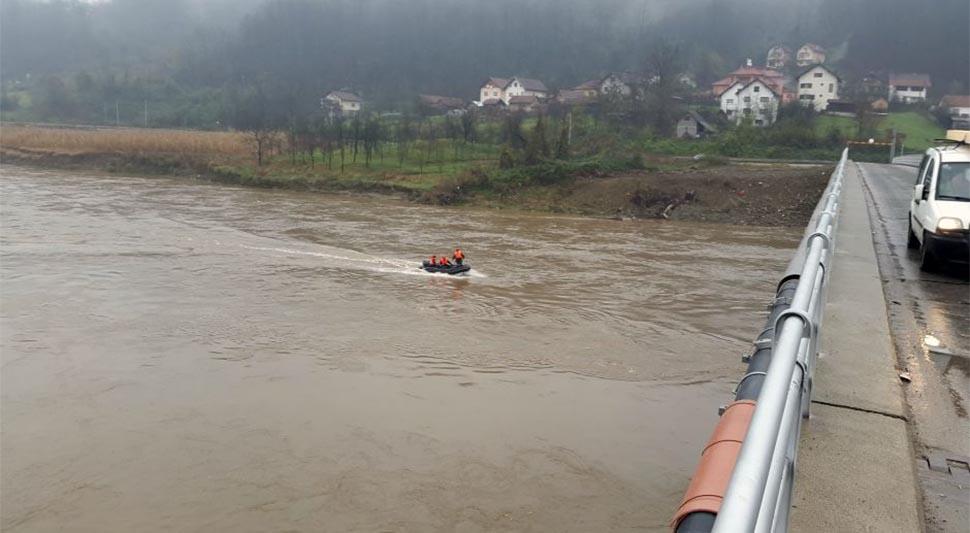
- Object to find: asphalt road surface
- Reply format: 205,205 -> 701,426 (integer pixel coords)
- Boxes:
857,160 -> 969,532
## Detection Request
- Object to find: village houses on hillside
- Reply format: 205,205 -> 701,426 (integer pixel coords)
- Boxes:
712,60 -> 792,126
322,90 -> 362,116
795,43 -> 826,67
766,46 -> 793,69
940,95 -> 970,119
797,64 -> 840,112
718,78 -> 781,127
939,95 -> 970,128
572,73 -> 638,98
888,73 -> 931,103
417,94 -> 466,116
478,77 -> 549,105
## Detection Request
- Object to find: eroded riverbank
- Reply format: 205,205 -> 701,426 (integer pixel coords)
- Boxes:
1,165 -> 803,531
1,142 -> 830,226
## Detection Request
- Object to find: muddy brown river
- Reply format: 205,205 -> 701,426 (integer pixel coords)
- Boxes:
0,166 -> 801,532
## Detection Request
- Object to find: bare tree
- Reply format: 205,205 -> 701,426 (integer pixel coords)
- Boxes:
228,87 -> 276,166
642,40 -> 685,136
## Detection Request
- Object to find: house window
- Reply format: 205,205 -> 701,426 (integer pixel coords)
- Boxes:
726,99 -> 734,105
800,94 -> 815,100
743,108 -> 752,114
814,72 -> 823,78
753,86 -> 760,92
755,119 -> 764,126
800,83 -> 812,89
760,97 -> 769,103
828,83 -> 834,93
744,96 -> 751,103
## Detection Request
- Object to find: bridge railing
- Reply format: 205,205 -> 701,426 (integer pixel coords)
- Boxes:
671,148 -> 850,533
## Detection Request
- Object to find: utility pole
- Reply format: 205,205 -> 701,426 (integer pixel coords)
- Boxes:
115,101 -> 120,126
567,111 -> 573,146
144,100 -> 148,128
889,127 -> 897,162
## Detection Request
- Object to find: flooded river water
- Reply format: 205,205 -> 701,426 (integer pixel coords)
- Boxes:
1,166 -> 801,532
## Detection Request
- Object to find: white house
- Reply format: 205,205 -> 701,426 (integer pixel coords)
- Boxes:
889,73 -> 931,103
479,77 -> 509,104
479,76 -> 548,104
797,65 -> 840,112
940,95 -> 970,119
322,91 -> 362,115
719,79 -> 780,127
600,73 -> 635,96
505,77 -> 549,101
796,43 -> 826,67
766,45 -> 793,69
572,73 -> 636,99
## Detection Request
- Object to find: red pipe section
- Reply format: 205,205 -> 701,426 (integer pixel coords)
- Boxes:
670,400 -> 757,529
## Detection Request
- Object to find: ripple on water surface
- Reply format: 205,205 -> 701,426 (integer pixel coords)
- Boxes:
0,166 -> 800,531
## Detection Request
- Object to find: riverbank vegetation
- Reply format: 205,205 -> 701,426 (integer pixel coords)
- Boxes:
1,120 -> 831,226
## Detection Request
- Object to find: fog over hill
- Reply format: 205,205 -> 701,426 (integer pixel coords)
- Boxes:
1,0 -> 966,122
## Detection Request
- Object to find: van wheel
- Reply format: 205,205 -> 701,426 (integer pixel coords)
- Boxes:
919,232 -> 936,272
907,219 -> 919,249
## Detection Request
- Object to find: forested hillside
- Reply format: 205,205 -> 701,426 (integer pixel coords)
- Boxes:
2,0 -> 967,127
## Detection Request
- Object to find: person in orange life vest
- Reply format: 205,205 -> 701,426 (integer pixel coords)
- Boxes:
428,255 -> 436,267
452,248 -> 465,265
438,256 -> 451,266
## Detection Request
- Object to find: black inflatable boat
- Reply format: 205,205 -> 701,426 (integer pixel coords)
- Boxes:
421,261 -> 471,275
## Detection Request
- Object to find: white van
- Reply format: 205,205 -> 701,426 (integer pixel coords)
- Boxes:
907,133 -> 970,271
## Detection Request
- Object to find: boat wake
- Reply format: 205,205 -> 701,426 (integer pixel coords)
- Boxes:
240,244 -> 486,278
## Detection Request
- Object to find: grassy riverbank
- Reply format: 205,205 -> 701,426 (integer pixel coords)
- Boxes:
1,124 -> 831,226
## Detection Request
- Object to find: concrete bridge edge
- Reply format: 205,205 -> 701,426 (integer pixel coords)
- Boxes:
789,161 -> 922,532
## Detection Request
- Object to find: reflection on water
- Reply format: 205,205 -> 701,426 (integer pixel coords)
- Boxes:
0,166 -> 800,531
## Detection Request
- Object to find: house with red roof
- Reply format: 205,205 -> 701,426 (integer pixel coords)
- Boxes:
719,78 -> 781,127
711,60 -> 793,106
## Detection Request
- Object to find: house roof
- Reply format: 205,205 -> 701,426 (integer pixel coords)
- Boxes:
513,77 -> 548,92
573,72 -> 639,92
870,98 -> 889,110
508,94 -> 539,105
731,66 -> 785,79
889,73 -> 931,88
799,43 -> 826,54
721,80 -> 745,95
418,94 -> 465,109
798,64 -> 841,82
557,89 -> 597,105
480,98 -> 506,106
767,45 -> 792,55
327,91 -> 362,102
941,95 -> 970,107
713,65 -> 787,96
684,110 -> 718,133
482,77 -> 510,89
737,78 -> 780,97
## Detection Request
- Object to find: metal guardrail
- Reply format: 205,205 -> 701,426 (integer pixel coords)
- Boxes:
672,148 -> 849,532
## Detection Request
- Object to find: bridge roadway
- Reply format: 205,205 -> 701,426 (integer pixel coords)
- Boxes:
788,159 -> 968,532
